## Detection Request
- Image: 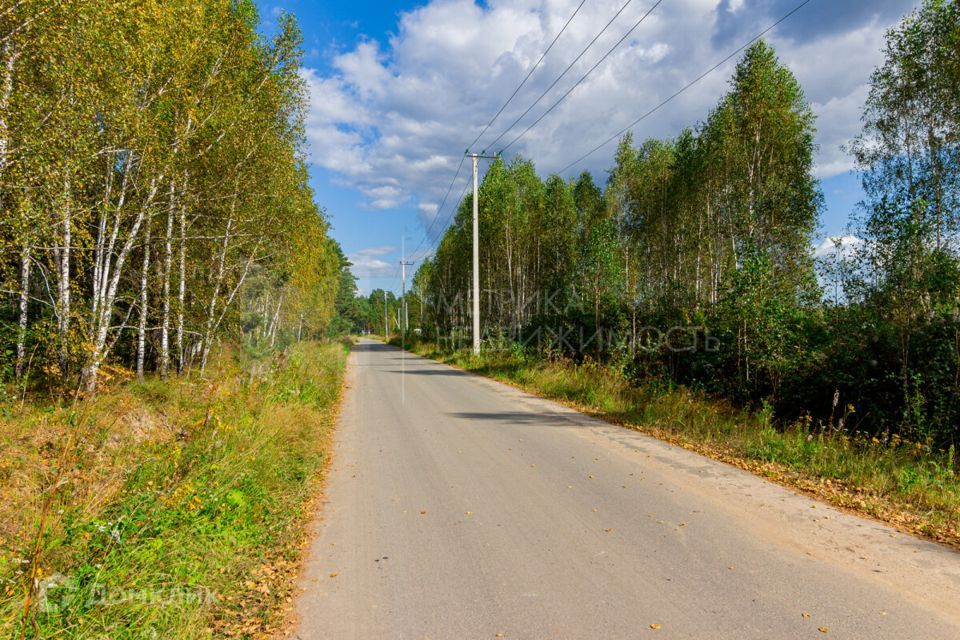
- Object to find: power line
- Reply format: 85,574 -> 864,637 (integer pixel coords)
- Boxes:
501,0 -> 664,153
483,0 -> 638,153
467,0 -> 588,153
410,0 -> 638,264
425,177 -> 472,256
415,0 -> 659,257
414,154 -> 466,256
395,0 -> 813,290
409,2 -> 589,263
410,0 -> 642,261
558,0 -> 814,175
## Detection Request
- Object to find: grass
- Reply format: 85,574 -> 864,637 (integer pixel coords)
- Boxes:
0,340 -> 349,639
399,339 -> 960,548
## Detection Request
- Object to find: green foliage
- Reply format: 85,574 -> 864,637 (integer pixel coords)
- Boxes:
0,1 -> 343,392
0,341 -> 348,639
415,19 -> 960,449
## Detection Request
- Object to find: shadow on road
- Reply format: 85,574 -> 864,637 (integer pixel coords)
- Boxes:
384,368 -> 471,377
448,411 -> 576,427
352,342 -> 396,353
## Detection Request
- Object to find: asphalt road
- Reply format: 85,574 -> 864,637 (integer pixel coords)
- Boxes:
293,339 -> 960,639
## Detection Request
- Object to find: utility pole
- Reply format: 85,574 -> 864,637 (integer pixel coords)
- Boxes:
383,290 -> 388,339
467,151 -> 498,355
400,259 -> 414,340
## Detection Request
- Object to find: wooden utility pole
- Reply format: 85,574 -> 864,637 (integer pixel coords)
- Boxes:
467,152 -> 497,355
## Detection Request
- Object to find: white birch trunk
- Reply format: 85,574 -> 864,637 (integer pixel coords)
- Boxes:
136,213 -> 152,379
57,178 -> 71,374
0,41 -> 18,182
83,179 -> 159,395
201,206 -> 234,372
175,173 -> 188,373
160,178 -> 175,377
16,242 -> 30,379
269,291 -> 283,348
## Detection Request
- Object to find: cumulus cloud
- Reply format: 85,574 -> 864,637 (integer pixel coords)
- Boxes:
301,0 -> 916,232
347,246 -> 397,277
815,235 -> 862,259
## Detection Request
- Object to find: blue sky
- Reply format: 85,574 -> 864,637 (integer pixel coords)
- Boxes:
256,0 -> 918,294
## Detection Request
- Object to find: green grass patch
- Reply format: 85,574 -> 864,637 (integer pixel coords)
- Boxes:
0,341 -> 348,639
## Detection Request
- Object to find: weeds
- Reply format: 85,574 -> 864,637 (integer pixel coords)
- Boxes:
0,341 -> 348,639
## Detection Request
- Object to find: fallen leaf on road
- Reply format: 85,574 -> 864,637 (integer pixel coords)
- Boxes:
802,612 -> 810,619
604,528 -> 614,533
819,626 -> 829,633
420,510 -> 427,515
465,511 -> 473,516
329,572 -> 338,578
649,623 -> 661,630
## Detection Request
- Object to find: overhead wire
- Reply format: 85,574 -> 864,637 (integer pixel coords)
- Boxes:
467,0 -> 588,153
411,0 -> 596,260
558,0 -> 814,174
482,0 -> 638,152
425,176 -> 473,258
404,0 -> 814,275
501,0 -> 664,152
412,154 -> 466,258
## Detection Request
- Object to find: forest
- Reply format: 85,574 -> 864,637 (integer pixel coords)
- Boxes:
0,3 -> 357,637
0,0 -> 348,396
389,0 -> 960,450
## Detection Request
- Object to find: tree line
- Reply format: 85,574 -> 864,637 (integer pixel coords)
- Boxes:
408,1 -> 960,447
0,1 -> 345,395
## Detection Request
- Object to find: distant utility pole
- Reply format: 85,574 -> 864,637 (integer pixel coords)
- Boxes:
467,151 -> 498,355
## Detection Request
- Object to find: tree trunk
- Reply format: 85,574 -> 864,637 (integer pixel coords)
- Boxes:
175,174 -> 188,373
0,42 -> 18,182
160,178 -> 175,377
56,179 -> 72,376
82,179 -> 158,395
15,243 -> 31,380
136,214 -> 152,379
201,204 -> 234,373
269,291 -> 284,348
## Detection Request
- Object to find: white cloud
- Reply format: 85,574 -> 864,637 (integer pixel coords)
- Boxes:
815,235 -> 862,258
347,245 -> 397,277
300,0 -> 912,230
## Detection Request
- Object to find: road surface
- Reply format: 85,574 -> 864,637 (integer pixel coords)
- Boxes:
293,339 -> 960,639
